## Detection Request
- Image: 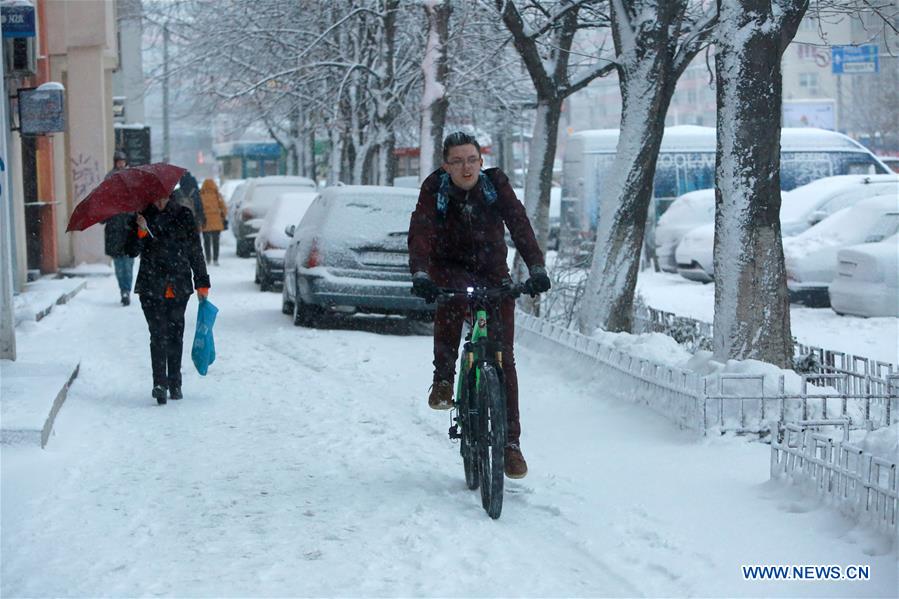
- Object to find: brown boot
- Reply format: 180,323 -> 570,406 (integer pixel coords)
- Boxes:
428,380 -> 454,410
504,444 -> 528,479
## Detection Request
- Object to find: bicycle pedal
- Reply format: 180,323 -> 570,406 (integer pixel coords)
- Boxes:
448,424 -> 461,439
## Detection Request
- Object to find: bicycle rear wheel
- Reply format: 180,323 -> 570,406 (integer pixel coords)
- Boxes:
458,367 -> 479,490
476,364 -> 506,519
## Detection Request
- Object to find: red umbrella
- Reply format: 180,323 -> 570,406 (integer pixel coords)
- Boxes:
66,163 -> 187,232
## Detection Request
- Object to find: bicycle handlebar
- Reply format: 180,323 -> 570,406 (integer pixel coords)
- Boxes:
435,282 -> 528,303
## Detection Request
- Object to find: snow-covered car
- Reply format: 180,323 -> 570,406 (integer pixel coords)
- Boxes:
828,234 -> 899,317
779,174 -> 898,237
233,176 -> 316,258
227,179 -> 252,238
878,156 -> 899,173
282,185 -> 433,326
785,195 -> 899,306
219,178 -> 247,204
674,178 -> 899,284
674,222 -> 715,283
254,191 -> 319,291
655,189 -> 715,272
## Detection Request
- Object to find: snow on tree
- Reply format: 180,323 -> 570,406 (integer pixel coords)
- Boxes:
712,0 -> 809,368
578,0 -> 716,334
493,0 -> 616,311
419,1 -> 451,179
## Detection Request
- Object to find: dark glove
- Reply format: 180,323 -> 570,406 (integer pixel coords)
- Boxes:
411,271 -> 439,303
223,219 -> 229,229
523,265 -> 551,297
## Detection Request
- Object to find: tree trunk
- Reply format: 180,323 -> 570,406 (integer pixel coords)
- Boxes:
578,1 -> 686,334
712,0 -> 805,368
513,98 -> 562,315
578,77 -> 673,333
419,0 -> 451,180
379,131 -> 397,185
328,127 -> 343,185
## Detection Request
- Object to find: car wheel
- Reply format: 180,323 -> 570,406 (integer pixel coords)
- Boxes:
236,240 -> 251,258
292,296 -> 322,327
260,274 -> 272,292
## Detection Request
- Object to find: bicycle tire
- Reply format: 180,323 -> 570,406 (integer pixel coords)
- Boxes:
476,364 -> 506,519
458,367 -> 479,490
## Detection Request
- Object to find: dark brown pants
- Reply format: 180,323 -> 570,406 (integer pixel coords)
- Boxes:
433,291 -> 520,445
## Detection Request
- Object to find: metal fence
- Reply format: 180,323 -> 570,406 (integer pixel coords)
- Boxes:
634,304 -> 897,403
770,421 -> 898,531
517,312 -> 897,435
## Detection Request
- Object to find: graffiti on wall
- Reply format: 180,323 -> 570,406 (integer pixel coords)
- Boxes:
71,153 -> 101,202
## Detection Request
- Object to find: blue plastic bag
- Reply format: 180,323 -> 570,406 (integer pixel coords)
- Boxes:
191,299 -> 218,375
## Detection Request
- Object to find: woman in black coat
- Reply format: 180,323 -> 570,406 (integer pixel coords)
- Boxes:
130,193 -> 211,405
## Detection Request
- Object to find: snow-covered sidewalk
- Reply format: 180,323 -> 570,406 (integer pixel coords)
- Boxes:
637,270 -> 898,365
2,246 -> 895,597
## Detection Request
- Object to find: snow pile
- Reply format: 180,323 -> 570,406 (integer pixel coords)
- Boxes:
574,324 -> 865,427
849,422 -> 899,463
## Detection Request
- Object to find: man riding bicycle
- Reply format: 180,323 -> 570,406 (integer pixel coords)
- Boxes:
408,131 -> 551,479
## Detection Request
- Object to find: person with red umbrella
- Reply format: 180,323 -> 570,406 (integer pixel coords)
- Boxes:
131,189 -> 211,405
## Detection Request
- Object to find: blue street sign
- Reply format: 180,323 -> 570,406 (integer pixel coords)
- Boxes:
831,45 -> 879,74
1,4 -> 36,39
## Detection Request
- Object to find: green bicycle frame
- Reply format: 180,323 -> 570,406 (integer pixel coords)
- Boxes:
456,309 -> 489,398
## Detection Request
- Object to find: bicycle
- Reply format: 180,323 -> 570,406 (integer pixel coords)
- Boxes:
440,282 -> 525,520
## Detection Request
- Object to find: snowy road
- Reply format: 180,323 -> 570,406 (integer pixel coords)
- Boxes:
3,239 -> 896,597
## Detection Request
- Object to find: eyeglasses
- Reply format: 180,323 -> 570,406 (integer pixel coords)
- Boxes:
446,156 -> 481,167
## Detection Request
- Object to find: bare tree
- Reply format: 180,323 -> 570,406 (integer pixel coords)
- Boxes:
578,0 -> 717,334
494,0 -> 616,309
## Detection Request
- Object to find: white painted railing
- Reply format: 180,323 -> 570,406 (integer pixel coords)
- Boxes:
516,312 -> 897,435
770,421 -> 898,532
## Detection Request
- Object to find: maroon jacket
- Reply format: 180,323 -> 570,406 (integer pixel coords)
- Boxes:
408,167 -> 544,284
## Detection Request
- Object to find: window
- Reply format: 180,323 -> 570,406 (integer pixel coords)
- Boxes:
798,72 -> 819,95
864,213 -> 899,243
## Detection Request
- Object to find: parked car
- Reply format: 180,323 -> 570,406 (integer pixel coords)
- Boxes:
227,179 -> 252,237
654,188 -> 715,272
877,156 -> 899,173
233,176 -> 316,257
829,234 -> 899,318
674,177 -> 899,283
254,191 -> 319,291
780,174 -> 898,237
282,185 -> 433,326
674,222 -> 715,283
219,178 -> 247,204
785,194 -> 899,306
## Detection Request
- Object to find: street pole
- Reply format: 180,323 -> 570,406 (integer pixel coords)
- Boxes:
162,23 -> 170,162
0,41 -> 17,360
836,72 -> 842,133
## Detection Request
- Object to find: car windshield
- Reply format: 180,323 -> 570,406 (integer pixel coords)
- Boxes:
263,193 -> 319,248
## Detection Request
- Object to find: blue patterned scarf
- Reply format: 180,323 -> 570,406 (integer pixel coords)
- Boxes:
436,170 -> 497,219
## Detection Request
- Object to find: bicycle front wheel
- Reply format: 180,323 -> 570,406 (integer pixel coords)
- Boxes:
458,367 -> 479,490
476,364 -> 506,519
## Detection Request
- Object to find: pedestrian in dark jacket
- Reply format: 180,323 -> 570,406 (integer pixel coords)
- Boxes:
130,192 -> 210,405
104,150 -> 136,306
407,132 -> 551,479
174,171 -> 205,230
